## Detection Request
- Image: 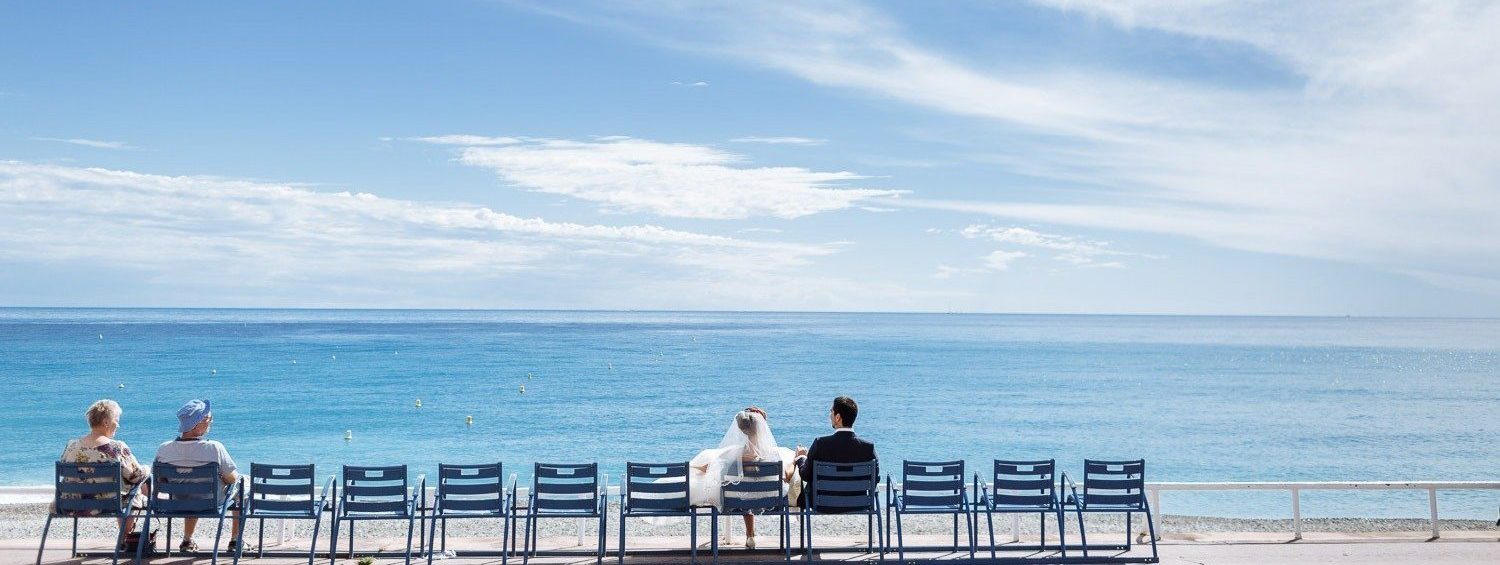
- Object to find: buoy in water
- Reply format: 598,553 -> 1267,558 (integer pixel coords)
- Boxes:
608,362 -> 613,371
331,354 -> 336,360
465,415 -> 473,426
527,372 -> 533,380
519,384 -> 526,394
98,334 -> 103,340
415,399 -> 422,408
343,430 -> 352,441
292,359 -> 298,364
211,369 -> 217,375
117,383 -> 125,389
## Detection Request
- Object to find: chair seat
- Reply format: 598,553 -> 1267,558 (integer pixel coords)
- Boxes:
621,507 -> 696,516
432,508 -> 507,517
1070,495 -> 1144,510
246,507 -> 320,518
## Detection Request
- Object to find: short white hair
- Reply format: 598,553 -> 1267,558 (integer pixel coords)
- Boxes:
86,399 -> 121,428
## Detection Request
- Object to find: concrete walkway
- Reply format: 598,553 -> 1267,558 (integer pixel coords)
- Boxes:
7,532 -> 1498,564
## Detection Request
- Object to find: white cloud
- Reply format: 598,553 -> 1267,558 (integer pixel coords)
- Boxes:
670,81 -> 709,87
981,249 -> 1028,271
0,161 -> 836,300
440,135 -> 903,219
959,224 -> 1146,267
730,136 -> 828,145
401,134 -> 523,146
31,137 -> 136,150
535,1 -> 1500,296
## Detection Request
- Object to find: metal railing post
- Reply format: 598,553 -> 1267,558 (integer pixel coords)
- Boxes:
1148,487 -> 1162,540
1291,487 -> 1302,540
1428,488 -> 1439,539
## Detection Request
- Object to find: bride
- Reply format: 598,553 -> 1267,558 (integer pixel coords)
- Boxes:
689,406 -> 794,549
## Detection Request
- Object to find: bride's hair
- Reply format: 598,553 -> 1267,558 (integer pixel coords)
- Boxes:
735,410 -> 758,438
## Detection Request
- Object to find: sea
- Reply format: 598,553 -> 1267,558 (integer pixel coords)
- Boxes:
1,308 -> 1496,519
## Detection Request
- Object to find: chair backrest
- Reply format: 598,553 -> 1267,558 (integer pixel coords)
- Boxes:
623,462 -> 690,513
990,459 -> 1056,509
53,462 -> 125,516
721,460 -> 785,514
900,460 -> 965,510
532,462 -> 599,514
247,463 -> 316,515
807,460 -> 879,514
1082,459 -> 1145,509
149,461 -> 224,516
341,465 -> 410,516
436,462 -> 505,514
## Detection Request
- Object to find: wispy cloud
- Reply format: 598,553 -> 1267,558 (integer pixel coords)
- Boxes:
0,161 -> 840,300
534,1 -> 1500,296
961,224 -> 1143,268
31,137 -> 137,150
396,134 -> 523,146
730,136 -> 827,146
670,81 -> 709,87
426,134 -> 903,219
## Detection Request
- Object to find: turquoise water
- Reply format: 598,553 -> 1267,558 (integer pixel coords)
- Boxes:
2,308 -> 1497,519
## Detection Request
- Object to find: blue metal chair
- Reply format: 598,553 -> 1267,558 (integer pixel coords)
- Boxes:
330,465 -> 423,565
976,459 -> 1065,560
36,462 -> 143,565
137,461 -> 239,564
521,462 -> 607,565
712,461 -> 791,564
1061,459 -> 1158,561
233,463 -> 333,565
887,460 -> 973,564
426,463 -> 513,565
800,460 -> 883,561
619,462 -> 698,564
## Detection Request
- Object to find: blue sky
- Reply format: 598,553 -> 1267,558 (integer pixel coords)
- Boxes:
2,1 -> 1497,315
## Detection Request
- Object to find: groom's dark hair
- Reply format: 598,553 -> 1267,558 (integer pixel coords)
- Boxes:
832,396 -> 858,427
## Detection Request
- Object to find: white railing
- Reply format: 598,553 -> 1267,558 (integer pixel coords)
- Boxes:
1144,481 -> 1500,540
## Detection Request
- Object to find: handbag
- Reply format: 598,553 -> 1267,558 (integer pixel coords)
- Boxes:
121,528 -> 157,554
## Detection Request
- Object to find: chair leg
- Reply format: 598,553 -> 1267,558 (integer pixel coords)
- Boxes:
35,514 -> 52,565
1057,508 -> 1067,557
874,509 -> 885,563
258,518 -> 265,558
868,513 -> 874,550
71,517 -> 78,557
951,513 -> 958,551
233,516 -> 247,565
426,514 -> 438,565
501,514 -> 510,565
1145,503 -> 1159,561
690,511 -> 698,565
985,508 -> 996,561
1075,510 -> 1088,558
136,511 -> 152,565
1126,511 -> 1133,548
965,509 -> 975,557
1040,512 -> 1046,550
591,509 -> 603,563
309,515 -> 324,565
112,513 -> 128,565
710,510 -> 719,565
405,515 -> 416,565
328,518 -> 339,565
212,512 -> 226,565
894,510 -> 904,565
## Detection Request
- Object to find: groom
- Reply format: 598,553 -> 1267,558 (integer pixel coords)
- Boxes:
793,395 -> 877,509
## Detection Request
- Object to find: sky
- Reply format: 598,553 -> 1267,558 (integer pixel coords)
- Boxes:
2,0 -> 1498,316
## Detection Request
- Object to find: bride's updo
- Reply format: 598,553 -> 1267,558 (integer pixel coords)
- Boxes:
735,410 -> 758,437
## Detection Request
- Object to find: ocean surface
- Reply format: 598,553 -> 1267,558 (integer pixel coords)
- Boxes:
1,308 -> 1496,519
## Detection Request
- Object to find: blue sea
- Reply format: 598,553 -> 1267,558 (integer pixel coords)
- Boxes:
2,309 -> 1496,519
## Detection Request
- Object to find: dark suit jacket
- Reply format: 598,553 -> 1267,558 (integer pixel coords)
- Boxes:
796,430 -> 877,509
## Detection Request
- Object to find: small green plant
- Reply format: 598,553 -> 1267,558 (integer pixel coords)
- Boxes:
357,557 -> 374,565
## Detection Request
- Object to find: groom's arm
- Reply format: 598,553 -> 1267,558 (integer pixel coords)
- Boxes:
797,437 -> 822,483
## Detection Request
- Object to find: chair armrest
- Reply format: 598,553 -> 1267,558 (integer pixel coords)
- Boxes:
411,475 -> 427,513
1059,471 -> 1080,505
507,474 -> 519,513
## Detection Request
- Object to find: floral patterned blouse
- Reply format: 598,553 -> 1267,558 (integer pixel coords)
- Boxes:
57,438 -> 149,513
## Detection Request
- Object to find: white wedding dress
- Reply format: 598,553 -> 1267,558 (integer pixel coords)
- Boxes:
688,412 -> 795,509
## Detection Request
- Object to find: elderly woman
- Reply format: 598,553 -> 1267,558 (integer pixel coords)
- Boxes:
59,399 -> 149,532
